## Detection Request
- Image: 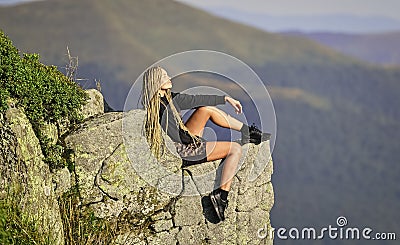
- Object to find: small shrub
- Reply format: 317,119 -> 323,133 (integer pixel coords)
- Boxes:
0,30 -> 88,170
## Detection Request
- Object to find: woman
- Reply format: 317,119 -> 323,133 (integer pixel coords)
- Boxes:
141,66 -> 270,221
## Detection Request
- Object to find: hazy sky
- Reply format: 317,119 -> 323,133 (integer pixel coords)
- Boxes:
1,0 -> 399,21
176,0 -> 400,20
0,0 -> 41,5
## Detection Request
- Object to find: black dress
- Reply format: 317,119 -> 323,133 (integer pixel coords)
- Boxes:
159,92 -> 225,165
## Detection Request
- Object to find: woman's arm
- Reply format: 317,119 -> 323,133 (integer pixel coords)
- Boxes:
173,93 -> 225,110
173,93 -> 243,114
224,96 -> 242,114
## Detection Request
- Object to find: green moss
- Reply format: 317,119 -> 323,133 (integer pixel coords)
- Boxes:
0,186 -> 52,245
0,30 -> 88,170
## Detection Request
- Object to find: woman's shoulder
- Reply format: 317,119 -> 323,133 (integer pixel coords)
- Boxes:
171,91 -> 182,98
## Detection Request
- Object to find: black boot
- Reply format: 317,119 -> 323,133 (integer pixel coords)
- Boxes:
241,123 -> 271,145
210,190 -> 229,221
240,124 -> 251,145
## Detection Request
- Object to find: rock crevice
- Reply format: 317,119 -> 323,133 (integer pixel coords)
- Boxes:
0,89 -> 274,244
65,108 -> 274,244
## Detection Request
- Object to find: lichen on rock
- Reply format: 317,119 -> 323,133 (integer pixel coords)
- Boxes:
1,88 -> 274,244
65,107 -> 275,244
1,105 -> 64,244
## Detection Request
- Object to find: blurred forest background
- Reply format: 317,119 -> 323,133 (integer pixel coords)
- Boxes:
1,0 -> 399,244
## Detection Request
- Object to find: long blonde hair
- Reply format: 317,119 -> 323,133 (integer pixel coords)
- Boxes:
141,66 -> 200,159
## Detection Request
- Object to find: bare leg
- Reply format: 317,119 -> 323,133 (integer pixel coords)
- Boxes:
205,141 -> 242,191
185,106 -> 243,137
184,106 -> 243,192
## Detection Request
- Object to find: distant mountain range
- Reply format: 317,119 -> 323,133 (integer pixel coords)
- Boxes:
180,4 -> 400,66
193,5 -> 400,34
0,0 -> 362,110
0,0 -> 40,5
282,31 -> 400,66
1,1 -> 399,244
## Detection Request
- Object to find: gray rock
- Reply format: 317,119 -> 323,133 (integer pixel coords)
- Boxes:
150,219 -> 174,232
65,108 -> 275,244
1,106 -> 64,244
81,89 -> 104,120
1,90 -> 275,245
147,227 -> 179,245
52,167 -> 71,197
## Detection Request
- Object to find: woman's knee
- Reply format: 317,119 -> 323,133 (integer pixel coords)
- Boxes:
196,106 -> 214,114
230,142 -> 242,156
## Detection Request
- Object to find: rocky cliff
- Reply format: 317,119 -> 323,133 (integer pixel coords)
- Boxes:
0,101 -> 64,244
0,89 -> 274,244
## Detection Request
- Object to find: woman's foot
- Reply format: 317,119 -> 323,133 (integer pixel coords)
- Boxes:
241,124 -> 271,145
210,190 -> 229,221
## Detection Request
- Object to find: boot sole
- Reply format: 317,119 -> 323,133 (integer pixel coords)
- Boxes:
250,134 -> 271,145
210,194 -> 224,221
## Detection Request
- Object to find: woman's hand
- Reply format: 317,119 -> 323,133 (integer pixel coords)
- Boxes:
225,96 -> 242,114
